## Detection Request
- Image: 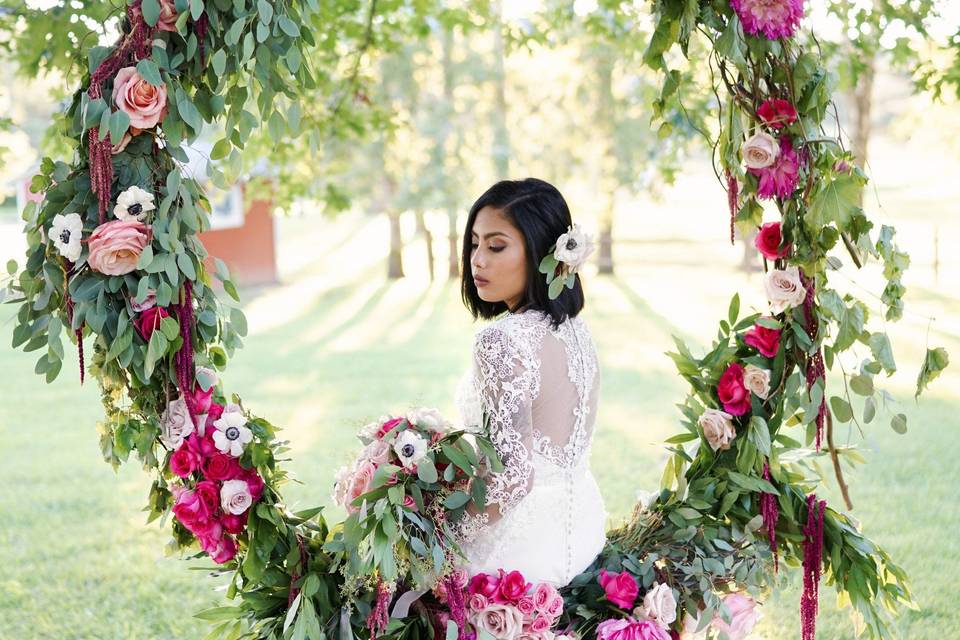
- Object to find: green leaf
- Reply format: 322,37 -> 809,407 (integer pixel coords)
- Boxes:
849,374 -> 874,396
144,330 -> 168,379
176,90 -> 203,133
443,491 -> 470,509
548,275 -> 564,300
890,413 -> 907,434
279,15 -> 300,37
916,347 -> 949,398
142,0 -> 161,26
727,293 -> 740,327
868,332 -> 896,375
108,109 -> 130,145
863,396 -> 876,423
416,458 -> 438,484
257,0 -> 273,24
808,175 -> 861,229
830,396 -> 853,423
176,252 -> 196,280
136,58 -> 163,87
210,137 -> 231,161
159,316 -> 180,341
212,49 -> 227,77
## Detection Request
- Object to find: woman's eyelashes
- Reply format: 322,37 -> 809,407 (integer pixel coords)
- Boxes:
470,242 -> 505,253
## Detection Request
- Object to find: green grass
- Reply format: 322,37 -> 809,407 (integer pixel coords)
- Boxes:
1,204 -> 957,639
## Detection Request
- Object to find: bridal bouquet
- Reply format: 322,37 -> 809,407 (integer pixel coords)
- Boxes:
324,408 -> 503,634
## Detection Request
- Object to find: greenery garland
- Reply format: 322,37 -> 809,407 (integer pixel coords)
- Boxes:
3,0 -> 951,639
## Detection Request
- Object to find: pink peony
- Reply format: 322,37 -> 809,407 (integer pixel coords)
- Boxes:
718,363 -> 752,416
169,444 -> 201,478
497,570 -> 531,604
758,98 -> 798,129
754,221 -> 791,260
712,593 -> 761,640
730,0 -> 804,40
112,66 -> 168,130
202,452 -> 241,481
87,219 -> 151,275
599,569 -> 639,610
134,305 -> 169,341
743,321 -> 781,357
597,617 -> 671,640
749,137 -> 800,200
156,0 -> 179,32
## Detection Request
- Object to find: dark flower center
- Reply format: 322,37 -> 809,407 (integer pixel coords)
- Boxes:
401,444 -> 415,458
565,238 -> 577,250
128,203 -> 143,216
59,229 -> 72,244
225,426 -> 240,441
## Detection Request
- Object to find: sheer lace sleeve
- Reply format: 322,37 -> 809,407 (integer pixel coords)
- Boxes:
457,323 -> 538,540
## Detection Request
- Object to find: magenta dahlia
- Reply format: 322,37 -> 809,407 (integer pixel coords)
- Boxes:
730,0 -> 804,40
749,137 -> 800,199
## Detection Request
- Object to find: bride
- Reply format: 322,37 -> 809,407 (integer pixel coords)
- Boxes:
453,178 -> 608,588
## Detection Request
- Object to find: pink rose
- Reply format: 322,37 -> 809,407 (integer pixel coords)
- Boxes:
362,439 -> 393,466
468,572 -> 501,599
194,480 -> 221,516
202,452 -> 241,481
498,570 -> 531,604
743,321 -> 781,358
597,617 -> 671,640
207,402 -> 225,423
528,614 -> 552,633
599,569 -> 639,610
156,0 -> 179,32
754,221 -> 790,260
517,595 -> 537,617
471,604 -> 524,639
545,594 -> 565,618
468,593 -> 489,613
220,479 -> 253,515
757,99 -> 798,129
169,444 -> 201,478
346,460 -> 377,512
699,408 -> 736,452
187,431 -> 220,459
191,516 -> 222,542
188,381 -> 215,416
712,593 -> 761,640
87,219 -> 150,275
129,289 -> 156,312
220,511 -> 248,535
202,534 -> 237,564
532,583 -> 558,612
111,131 -> 133,155
402,494 -> 418,511
717,363 -> 751,416
376,416 -> 405,439
238,467 -> 265,502
742,132 -> 779,170
172,488 -> 210,528
112,66 -> 168,130
135,305 -> 169,341
750,137 -> 801,200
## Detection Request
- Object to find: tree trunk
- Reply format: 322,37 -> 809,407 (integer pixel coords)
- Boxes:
595,45 -> 617,275
597,218 -> 614,274
448,207 -> 460,279
415,209 -> 435,282
491,0 -> 510,179
387,209 -> 404,279
850,53 -> 875,206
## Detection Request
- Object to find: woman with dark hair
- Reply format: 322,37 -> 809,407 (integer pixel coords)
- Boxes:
453,178 -> 607,587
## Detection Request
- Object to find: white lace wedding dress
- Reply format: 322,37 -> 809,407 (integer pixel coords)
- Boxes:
453,309 -> 608,587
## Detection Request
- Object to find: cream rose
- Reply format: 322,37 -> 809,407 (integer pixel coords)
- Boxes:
112,66 -> 168,130
743,364 -> 771,399
160,396 -> 194,449
641,582 -> 677,627
87,219 -> 151,275
764,266 -> 806,314
471,604 -> 524,639
406,407 -> 451,433
220,478 -> 253,515
742,132 -> 780,170
699,408 -> 736,452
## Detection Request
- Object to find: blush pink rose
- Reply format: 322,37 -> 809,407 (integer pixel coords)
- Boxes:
517,595 -> 537,617
717,363 -> 751,416
743,321 -> 781,358
754,221 -> 791,260
468,593 -> 489,613
498,570 -> 531,604
468,572 -> 501,599
597,617 -> 671,640
169,444 -> 201,478
112,66 -> 168,130
545,594 -> 565,618
528,614 -> 552,633
532,583 -> 558,611
87,219 -> 150,275
712,593 -> 761,640
599,569 -> 639,610
156,0 -> 179,32
135,305 -> 169,341
346,460 -> 377,512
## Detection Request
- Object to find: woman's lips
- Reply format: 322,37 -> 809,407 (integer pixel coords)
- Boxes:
474,276 -> 489,287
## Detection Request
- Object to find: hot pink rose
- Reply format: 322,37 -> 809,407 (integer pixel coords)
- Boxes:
497,569 -> 531,604
135,305 -> 169,341
112,66 -> 168,130
754,221 -> 790,260
220,511 -> 248,535
172,488 -> 210,528
238,467 -> 265,502
468,572 -> 501,599
717,363 -> 751,416
203,534 -> 237,564
194,480 -> 221,516
517,595 -> 537,617
202,452 -> 241,481
191,516 -> 222,542
346,460 -> 377,512
87,219 -> 151,275
599,569 -> 639,610
597,617 -> 671,640
376,416 -> 405,439
188,383 -> 215,416
169,444 -> 201,478
757,99 -> 798,129
712,593 -> 761,640
744,321 -> 782,358
156,0 -> 179,32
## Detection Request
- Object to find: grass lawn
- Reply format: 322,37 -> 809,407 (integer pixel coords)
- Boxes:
1,148 -> 958,638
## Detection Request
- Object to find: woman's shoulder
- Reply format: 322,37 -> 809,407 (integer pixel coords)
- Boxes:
473,310 -> 550,354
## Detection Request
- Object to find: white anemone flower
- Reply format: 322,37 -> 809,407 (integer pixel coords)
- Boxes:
553,223 -> 595,274
50,213 -> 84,261
113,185 -> 155,222
393,430 -> 428,468
212,404 -> 253,457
